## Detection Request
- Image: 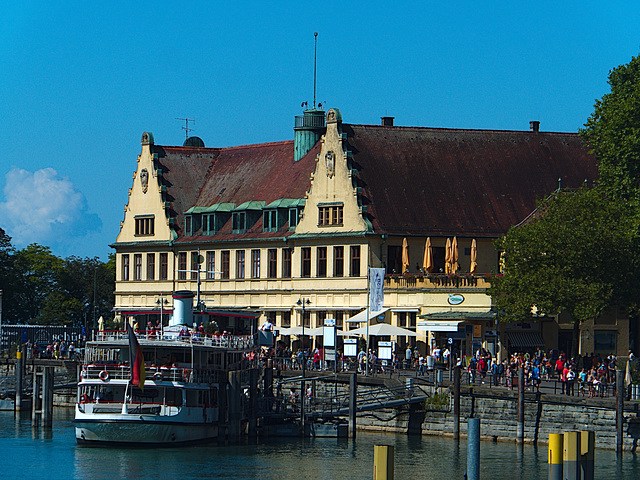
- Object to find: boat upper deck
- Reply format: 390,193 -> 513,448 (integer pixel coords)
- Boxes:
89,330 -> 255,351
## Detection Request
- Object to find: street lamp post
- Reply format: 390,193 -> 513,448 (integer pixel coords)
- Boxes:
296,298 -> 311,377
296,297 -> 311,437
156,294 -> 169,335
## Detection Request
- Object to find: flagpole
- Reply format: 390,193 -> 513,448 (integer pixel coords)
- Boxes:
366,268 -> 370,376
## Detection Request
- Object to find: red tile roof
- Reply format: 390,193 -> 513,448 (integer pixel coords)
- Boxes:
345,124 -> 596,237
151,123 -> 596,242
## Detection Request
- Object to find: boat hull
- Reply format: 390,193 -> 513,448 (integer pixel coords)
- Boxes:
74,417 -> 219,446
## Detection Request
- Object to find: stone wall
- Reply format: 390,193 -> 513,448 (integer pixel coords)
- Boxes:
355,388 -> 640,451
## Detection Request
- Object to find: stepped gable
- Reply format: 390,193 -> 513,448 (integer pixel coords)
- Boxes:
345,124 -> 597,237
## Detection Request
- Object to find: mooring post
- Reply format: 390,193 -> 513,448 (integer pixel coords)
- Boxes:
467,417 -> 480,480
616,368 -> 624,454
580,430 -> 595,480
453,365 -> 460,441
548,433 -> 563,480
563,431 -> 580,480
517,364 -> 524,444
32,368 -> 42,427
15,348 -> 23,412
248,367 -> 258,438
349,372 -> 357,439
43,366 -> 53,427
373,444 -> 394,480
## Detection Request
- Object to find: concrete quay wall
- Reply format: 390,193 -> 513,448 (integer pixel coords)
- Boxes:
355,390 -> 640,451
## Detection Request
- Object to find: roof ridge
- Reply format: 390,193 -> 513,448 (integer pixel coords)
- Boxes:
347,123 -> 580,136
159,140 -> 293,151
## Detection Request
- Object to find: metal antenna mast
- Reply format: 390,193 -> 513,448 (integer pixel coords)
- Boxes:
313,32 -> 318,109
176,117 -> 195,140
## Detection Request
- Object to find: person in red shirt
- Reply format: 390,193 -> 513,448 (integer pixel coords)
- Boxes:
555,357 -> 565,380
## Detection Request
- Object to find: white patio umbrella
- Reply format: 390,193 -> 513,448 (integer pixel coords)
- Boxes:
339,323 -> 418,337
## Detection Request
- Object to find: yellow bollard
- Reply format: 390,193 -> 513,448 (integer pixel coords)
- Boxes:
580,431 -> 595,480
373,444 -> 394,480
548,433 -> 563,480
563,431 -> 581,480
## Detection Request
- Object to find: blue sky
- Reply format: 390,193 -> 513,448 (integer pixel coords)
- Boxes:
1,1 -> 639,260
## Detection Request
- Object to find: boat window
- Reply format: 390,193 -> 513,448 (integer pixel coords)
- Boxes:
186,389 -> 199,407
166,388 -> 183,406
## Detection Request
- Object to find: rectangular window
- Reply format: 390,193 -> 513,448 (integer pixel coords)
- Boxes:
289,209 -> 299,229
122,254 -> 130,281
301,247 -> 311,278
268,249 -> 277,278
334,246 -> 344,277
190,252 -> 198,280
398,312 -> 407,328
147,253 -> 155,280
317,311 -> 326,328
350,245 -> 361,277
281,311 -> 291,328
135,216 -> 155,236
263,210 -> 278,232
206,251 -> 215,279
185,216 -> 192,236
318,205 -> 343,226
236,250 -> 245,279
160,253 -> 168,280
178,252 -> 187,280
232,212 -> 246,233
335,311 -> 343,329
317,247 -> 327,277
251,249 -> 260,278
134,254 -> 142,281
221,251 -> 230,279
282,248 -> 292,278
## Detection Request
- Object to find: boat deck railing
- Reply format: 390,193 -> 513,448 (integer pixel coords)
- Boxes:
81,363 -> 228,385
94,330 -> 254,350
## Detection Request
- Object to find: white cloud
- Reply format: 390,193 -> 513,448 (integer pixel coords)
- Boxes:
0,167 -> 101,253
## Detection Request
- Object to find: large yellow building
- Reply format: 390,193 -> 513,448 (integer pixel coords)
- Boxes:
113,108 -> 629,359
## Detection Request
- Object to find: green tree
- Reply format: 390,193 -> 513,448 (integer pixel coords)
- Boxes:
581,54 -> 640,200
489,188 -> 639,357
12,244 -> 64,323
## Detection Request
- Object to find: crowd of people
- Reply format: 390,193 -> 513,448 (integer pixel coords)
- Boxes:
26,338 -> 80,360
462,347 -> 630,397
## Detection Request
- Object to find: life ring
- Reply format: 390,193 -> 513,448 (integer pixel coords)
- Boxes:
153,372 -> 163,382
99,370 -> 109,381
81,368 -> 88,378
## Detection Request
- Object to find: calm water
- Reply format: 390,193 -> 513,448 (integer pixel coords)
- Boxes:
2,409 -> 640,479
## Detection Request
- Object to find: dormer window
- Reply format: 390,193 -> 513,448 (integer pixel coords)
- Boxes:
185,214 -> 201,236
289,208 -> 300,229
263,210 -> 279,232
135,215 -> 155,236
232,212 -> 246,233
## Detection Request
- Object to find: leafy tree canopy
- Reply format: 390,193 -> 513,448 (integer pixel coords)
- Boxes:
581,54 -> 640,200
489,188 -> 640,325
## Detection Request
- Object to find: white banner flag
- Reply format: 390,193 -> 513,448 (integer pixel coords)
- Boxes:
369,268 -> 385,312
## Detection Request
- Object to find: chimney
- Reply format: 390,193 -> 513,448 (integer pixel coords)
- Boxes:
530,121 -> 540,133
381,116 -> 394,127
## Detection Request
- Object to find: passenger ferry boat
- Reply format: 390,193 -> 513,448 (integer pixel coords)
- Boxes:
74,326 -> 255,445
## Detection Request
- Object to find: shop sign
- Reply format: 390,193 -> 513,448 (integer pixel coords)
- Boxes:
448,294 -> 464,305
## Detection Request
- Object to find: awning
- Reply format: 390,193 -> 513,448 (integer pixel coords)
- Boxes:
418,311 -> 496,320
417,320 -> 464,332
346,308 -> 390,324
507,332 -> 545,348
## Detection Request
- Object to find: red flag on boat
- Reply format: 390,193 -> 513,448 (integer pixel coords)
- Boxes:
128,323 -> 145,390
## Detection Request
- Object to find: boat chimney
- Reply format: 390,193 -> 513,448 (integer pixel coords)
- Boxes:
171,290 -> 195,326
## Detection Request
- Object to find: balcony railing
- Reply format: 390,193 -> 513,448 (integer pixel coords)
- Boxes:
384,274 -> 497,289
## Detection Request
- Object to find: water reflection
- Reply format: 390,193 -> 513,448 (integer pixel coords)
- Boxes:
2,411 -> 640,479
